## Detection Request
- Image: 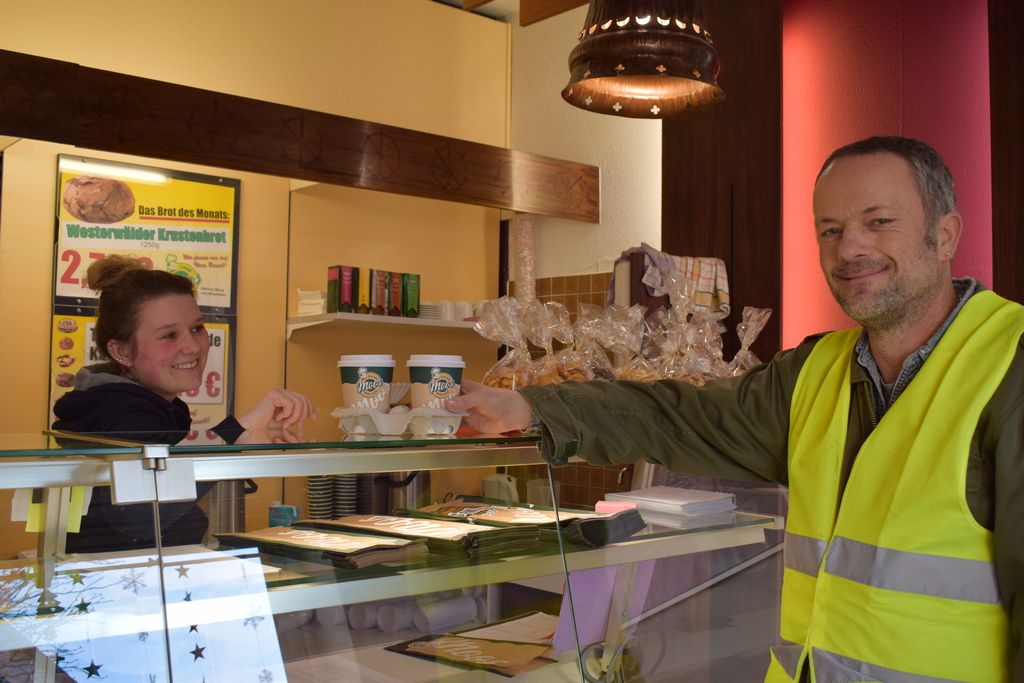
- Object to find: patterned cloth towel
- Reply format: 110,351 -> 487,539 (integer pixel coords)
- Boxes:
608,242 -> 731,316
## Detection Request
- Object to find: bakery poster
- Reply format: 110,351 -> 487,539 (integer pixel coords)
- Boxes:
49,312 -> 235,445
54,155 -> 240,314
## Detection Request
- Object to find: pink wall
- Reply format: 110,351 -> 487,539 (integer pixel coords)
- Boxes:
781,0 -> 992,348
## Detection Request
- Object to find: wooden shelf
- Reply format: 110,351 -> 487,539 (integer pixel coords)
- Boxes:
286,312 -> 478,340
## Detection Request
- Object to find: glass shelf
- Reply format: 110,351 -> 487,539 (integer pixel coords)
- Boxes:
286,312 -> 477,340
0,427 -> 544,487
242,511 -> 778,615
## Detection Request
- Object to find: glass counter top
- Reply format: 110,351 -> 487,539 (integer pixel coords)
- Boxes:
0,423 -> 540,458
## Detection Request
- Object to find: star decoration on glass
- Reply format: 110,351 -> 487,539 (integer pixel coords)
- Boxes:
243,614 -> 266,630
69,570 -> 85,585
176,566 -> 190,579
190,625 -> 199,633
191,644 -> 206,661
184,591 -> 192,602
84,660 -> 103,678
120,568 -> 147,595
259,670 -> 274,683
75,600 -> 91,613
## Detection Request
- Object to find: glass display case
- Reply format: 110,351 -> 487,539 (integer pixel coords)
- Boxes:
0,425 -> 781,682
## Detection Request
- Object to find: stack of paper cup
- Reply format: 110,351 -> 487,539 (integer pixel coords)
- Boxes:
338,354 -> 395,413
407,355 -> 465,410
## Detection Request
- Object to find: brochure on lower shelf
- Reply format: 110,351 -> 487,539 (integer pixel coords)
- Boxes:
402,499 -> 647,548
454,611 -> 560,645
296,515 -> 540,559
214,526 -> 429,569
386,633 -> 555,678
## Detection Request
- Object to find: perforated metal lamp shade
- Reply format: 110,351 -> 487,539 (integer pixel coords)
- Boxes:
562,0 -> 724,118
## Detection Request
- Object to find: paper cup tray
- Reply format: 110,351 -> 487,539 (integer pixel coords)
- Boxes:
332,407 -> 466,436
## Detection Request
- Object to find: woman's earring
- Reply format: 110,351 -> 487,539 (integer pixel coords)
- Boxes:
108,346 -> 131,366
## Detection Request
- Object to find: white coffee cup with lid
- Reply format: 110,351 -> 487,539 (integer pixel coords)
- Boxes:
407,354 -> 465,409
338,354 -> 395,413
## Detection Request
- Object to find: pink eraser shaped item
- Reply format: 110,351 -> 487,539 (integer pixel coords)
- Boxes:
595,501 -> 637,513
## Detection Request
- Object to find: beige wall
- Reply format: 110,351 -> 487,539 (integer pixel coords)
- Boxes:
0,1 -> 510,552
0,0 -> 509,432
509,7 -> 662,278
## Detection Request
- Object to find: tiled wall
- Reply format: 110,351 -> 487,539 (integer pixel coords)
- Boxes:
505,462 -> 635,511
507,271 -> 633,510
508,272 -> 612,317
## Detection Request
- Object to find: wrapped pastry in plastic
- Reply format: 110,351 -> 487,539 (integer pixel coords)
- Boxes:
523,299 -> 562,385
726,306 -> 773,376
475,296 -> 530,390
573,304 -> 617,381
525,300 -> 579,385
606,304 -> 660,382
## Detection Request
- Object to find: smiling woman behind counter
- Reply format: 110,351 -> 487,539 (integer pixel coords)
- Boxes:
52,254 -> 318,552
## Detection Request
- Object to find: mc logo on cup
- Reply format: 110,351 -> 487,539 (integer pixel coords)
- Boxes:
428,368 -> 459,398
356,367 -> 387,398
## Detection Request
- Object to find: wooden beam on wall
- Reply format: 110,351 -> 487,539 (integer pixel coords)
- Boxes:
661,0 -> 782,360
0,49 -> 600,223
519,0 -> 588,27
990,0 -> 1024,303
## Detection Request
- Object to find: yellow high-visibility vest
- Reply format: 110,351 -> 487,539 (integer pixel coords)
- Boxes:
766,290 -> 1023,683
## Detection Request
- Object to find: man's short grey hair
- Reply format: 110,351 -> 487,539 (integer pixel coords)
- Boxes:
817,136 -> 957,234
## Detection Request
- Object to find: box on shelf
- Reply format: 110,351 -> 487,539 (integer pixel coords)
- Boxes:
388,272 -> 403,317
327,265 -> 358,314
357,268 -> 371,314
402,273 -> 420,317
370,269 -> 389,316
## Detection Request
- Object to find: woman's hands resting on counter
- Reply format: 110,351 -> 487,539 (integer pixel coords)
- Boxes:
445,380 -> 533,434
236,387 -> 319,430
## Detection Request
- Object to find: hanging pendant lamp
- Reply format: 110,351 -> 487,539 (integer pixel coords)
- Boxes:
562,0 -> 724,118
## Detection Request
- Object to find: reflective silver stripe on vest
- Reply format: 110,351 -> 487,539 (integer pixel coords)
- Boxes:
813,647 -> 968,683
784,532 -> 828,577
770,642 -> 803,679
825,536 -> 1002,605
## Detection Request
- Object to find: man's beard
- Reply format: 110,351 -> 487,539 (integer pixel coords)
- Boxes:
827,255 -> 940,333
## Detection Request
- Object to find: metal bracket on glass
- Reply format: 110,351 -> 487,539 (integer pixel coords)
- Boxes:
110,444 -> 198,505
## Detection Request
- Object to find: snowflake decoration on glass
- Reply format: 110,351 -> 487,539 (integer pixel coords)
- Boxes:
138,631 -> 149,642
120,568 -> 147,595
244,605 -> 266,631
259,669 -> 274,683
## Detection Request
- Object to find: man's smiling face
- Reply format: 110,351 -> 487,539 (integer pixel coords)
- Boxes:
814,152 -> 945,333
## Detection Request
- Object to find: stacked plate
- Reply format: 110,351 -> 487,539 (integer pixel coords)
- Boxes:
333,474 -> 359,518
419,302 -> 439,319
307,475 -> 334,519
